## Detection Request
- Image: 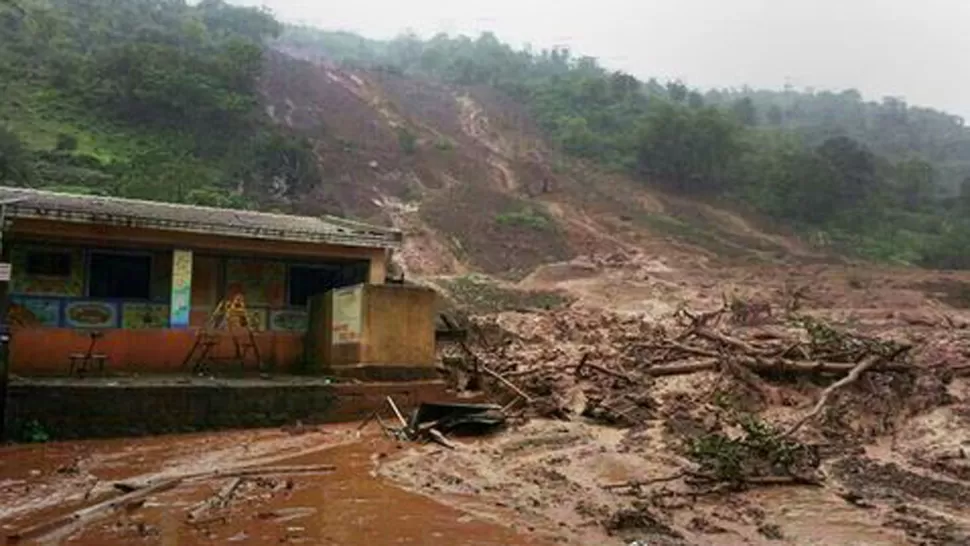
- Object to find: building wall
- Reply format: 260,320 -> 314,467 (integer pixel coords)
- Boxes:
7,219 -> 392,376
9,328 -> 305,375
361,284 -> 436,367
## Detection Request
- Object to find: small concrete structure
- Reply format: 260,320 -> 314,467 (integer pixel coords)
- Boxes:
304,284 -> 438,379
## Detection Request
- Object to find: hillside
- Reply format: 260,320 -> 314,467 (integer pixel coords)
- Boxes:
262,47 -> 825,281
1,1 -> 969,283
279,27 -> 970,270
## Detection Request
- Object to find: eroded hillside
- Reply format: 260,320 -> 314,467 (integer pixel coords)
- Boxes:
261,48 -> 827,283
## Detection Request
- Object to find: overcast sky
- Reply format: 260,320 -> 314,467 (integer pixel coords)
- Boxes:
233,0 -> 970,119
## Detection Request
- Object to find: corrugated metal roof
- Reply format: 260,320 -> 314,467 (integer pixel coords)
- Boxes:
0,187 -> 401,249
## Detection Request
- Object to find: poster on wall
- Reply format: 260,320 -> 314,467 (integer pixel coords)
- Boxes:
225,259 -> 285,307
10,297 -> 61,327
170,250 -> 192,328
64,300 -> 119,328
331,285 -> 362,345
123,303 -> 170,329
270,309 -> 308,332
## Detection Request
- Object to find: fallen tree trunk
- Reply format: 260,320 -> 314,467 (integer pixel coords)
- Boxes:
187,477 -> 244,521
781,354 -> 884,438
117,464 -> 336,491
7,478 -> 182,543
482,364 -> 534,403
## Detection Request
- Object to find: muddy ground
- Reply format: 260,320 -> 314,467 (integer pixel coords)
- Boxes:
0,427 -> 551,545
3,255 -> 970,545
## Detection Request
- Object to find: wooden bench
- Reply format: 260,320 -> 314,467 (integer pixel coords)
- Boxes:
69,331 -> 109,376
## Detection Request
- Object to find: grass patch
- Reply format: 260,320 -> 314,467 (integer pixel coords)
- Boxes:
636,212 -> 751,258
495,206 -> 552,230
438,275 -> 572,314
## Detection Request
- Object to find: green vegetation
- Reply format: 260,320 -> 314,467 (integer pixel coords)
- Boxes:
19,419 -> 50,443
688,416 -> 810,485
438,275 -> 571,313
279,28 -> 970,268
495,206 -> 551,230
396,127 -> 417,155
0,0 -> 320,206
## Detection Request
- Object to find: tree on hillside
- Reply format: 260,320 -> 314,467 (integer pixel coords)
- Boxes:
731,97 -> 758,126
894,157 -> 936,211
635,102 -> 741,193
815,136 -> 879,212
666,80 -> 689,103
0,126 -> 30,184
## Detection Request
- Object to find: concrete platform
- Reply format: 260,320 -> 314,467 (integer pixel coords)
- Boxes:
3,375 -> 454,440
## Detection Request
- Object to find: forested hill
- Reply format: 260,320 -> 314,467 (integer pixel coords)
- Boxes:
279,27 -> 970,268
0,0 -> 320,208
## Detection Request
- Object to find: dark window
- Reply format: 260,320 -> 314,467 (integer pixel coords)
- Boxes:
287,262 -> 368,306
288,266 -> 338,307
88,253 -> 151,299
26,251 -> 72,277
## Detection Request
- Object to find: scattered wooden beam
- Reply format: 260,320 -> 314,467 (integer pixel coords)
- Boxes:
386,396 -> 410,429
116,464 -> 336,491
187,477 -> 244,521
7,478 -> 182,543
781,354 -> 884,438
481,364 -> 534,403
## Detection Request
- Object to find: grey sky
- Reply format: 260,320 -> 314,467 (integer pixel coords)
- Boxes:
236,0 -> 970,119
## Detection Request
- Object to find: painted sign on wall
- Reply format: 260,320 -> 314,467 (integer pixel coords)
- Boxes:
10,297 -> 61,327
123,303 -> 170,329
170,250 -> 192,328
270,309 -> 308,332
64,300 -> 119,328
331,285 -> 362,345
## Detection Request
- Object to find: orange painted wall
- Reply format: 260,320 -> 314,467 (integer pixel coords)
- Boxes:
10,328 -> 304,375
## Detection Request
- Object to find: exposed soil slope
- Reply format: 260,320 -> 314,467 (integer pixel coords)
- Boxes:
261,49 -> 827,281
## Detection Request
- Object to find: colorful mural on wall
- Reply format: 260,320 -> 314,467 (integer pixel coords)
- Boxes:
270,309 -> 308,332
10,297 -> 61,327
10,246 -> 84,297
64,300 -> 119,328
123,303 -> 170,329
170,250 -> 192,328
225,259 -> 285,307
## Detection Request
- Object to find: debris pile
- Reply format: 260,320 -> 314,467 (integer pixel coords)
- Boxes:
358,397 -> 506,449
462,302 -> 922,441
397,299 -> 970,545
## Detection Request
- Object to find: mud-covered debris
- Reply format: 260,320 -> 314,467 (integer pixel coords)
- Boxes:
885,505 -> 970,546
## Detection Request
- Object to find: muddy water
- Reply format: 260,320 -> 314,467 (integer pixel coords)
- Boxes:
0,430 -> 550,546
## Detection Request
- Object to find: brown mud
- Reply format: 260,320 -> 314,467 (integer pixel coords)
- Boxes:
0,428 -> 549,545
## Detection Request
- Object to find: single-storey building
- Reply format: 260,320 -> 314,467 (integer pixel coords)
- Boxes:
0,187 -> 404,375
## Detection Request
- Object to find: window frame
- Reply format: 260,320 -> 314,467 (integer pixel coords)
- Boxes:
24,248 -> 73,278
85,249 -> 155,301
